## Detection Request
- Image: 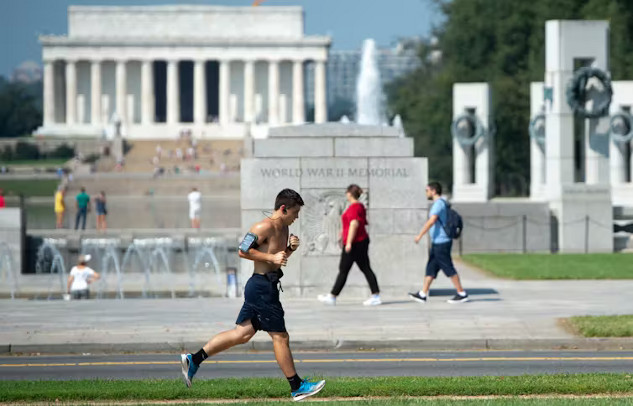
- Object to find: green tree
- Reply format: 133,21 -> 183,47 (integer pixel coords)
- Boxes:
0,76 -> 42,138
387,0 -> 633,196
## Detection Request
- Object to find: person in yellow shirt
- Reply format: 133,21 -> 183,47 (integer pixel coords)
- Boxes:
54,186 -> 66,229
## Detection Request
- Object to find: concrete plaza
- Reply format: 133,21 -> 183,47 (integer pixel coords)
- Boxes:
2,261 -> 633,354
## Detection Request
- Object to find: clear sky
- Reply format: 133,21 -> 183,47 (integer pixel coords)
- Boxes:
0,0 -> 441,78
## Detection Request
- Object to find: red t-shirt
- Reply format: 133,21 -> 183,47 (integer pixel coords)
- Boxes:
341,202 -> 369,245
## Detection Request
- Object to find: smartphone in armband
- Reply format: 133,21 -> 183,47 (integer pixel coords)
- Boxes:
239,232 -> 258,253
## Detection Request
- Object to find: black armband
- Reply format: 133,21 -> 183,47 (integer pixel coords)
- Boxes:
239,232 -> 259,253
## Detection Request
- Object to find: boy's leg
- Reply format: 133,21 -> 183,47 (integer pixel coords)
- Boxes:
202,321 -> 256,357
181,321 -> 256,387
269,331 -> 297,377
270,331 -> 326,400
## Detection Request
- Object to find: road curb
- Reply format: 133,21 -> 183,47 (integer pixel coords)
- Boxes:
5,338 -> 633,355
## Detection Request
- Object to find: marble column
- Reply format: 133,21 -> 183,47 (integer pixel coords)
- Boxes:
167,60 -> 179,124
115,60 -> 127,123
90,60 -> 102,126
292,60 -> 305,124
194,59 -> 207,125
141,60 -> 154,124
314,60 -> 327,123
268,60 -> 279,125
219,59 -> 230,126
65,60 -> 77,125
43,60 -> 55,126
243,60 -> 255,123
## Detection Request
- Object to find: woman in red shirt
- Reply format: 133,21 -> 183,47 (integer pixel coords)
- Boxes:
318,184 -> 381,306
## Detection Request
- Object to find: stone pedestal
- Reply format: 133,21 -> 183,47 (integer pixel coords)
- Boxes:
550,184 -> 613,253
0,208 -> 22,296
240,124 -> 428,297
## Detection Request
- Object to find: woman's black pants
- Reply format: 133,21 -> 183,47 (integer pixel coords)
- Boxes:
331,238 -> 380,295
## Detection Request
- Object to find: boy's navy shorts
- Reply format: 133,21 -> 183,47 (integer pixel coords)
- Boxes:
236,271 -> 286,333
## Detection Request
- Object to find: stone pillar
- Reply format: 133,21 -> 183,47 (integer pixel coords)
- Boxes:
243,60 -> 255,123
452,83 -> 493,202
43,60 -> 55,126
115,60 -> 127,123
530,82 -> 546,200
545,20 -> 612,253
268,60 -> 280,125
65,60 -> 77,125
90,60 -> 102,126
219,59 -> 230,126
167,60 -> 179,124
314,60 -> 327,123
141,60 -> 154,125
194,59 -> 207,125
292,60 -> 305,124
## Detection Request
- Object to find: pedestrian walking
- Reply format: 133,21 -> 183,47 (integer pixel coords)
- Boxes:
409,182 -> 469,304
318,184 -> 381,306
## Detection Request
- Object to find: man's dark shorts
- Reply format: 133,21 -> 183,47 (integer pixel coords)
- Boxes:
426,241 -> 457,278
236,271 -> 286,333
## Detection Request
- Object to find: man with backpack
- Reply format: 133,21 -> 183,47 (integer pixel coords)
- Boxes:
409,182 -> 469,304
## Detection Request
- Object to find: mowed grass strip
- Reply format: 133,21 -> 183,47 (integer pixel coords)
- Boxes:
569,315 -> 633,337
0,179 -> 60,197
131,398 -> 633,406
460,254 -> 633,280
1,374 -> 632,402
4,158 -> 70,167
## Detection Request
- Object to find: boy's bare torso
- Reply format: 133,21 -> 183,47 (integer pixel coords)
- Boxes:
253,218 -> 288,275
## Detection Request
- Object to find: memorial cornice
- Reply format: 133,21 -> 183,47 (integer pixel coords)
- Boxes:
40,36 -> 332,48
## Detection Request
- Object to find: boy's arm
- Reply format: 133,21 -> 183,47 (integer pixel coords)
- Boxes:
238,222 -> 275,264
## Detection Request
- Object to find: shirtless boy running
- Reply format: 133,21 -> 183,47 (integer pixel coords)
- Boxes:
180,188 -> 325,401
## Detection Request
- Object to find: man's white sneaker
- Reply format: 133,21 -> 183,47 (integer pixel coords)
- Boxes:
317,294 -> 336,305
363,296 -> 382,306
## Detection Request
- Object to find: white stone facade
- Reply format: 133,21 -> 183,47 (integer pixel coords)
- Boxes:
37,6 -> 330,139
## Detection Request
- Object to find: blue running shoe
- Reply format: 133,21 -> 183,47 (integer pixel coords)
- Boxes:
291,378 -> 326,401
180,353 -> 199,388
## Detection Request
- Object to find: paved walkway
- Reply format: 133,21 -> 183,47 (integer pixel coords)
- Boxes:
2,261 -> 633,353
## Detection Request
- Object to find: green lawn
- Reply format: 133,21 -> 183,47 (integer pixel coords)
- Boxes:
4,158 -> 70,167
0,179 -> 60,197
1,374 -> 632,403
460,253 -> 633,279
134,399 -> 633,406
568,315 -> 633,337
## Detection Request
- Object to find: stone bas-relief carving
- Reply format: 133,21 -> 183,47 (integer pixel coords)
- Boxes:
302,190 -> 369,256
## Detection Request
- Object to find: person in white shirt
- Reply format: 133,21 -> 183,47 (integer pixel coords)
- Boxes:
188,187 -> 202,229
66,254 -> 100,299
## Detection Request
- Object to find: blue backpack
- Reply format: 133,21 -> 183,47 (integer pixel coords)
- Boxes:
436,199 -> 463,240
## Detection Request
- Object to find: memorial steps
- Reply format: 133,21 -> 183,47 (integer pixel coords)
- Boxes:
119,139 -> 244,174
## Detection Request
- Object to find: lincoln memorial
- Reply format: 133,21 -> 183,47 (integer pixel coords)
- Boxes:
37,5 -> 331,139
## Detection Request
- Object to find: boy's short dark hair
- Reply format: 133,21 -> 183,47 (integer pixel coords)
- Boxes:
427,181 -> 442,195
274,188 -> 304,210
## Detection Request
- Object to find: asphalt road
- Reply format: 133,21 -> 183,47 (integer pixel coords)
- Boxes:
1,351 -> 633,380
